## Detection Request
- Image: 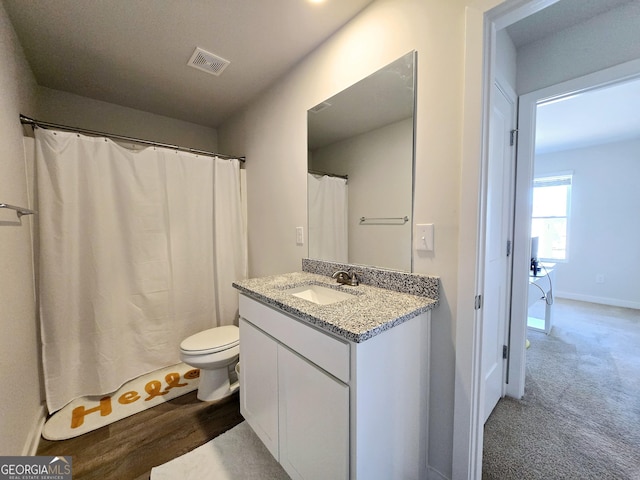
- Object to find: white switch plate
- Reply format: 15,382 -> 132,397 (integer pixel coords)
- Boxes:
296,226 -> 304,246
415,224 -> 434,252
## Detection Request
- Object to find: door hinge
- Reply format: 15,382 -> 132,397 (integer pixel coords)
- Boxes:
503,345 -> 508,359
506,239 -> 512,257
474,295 -> 482,310
510,129 -> 518,146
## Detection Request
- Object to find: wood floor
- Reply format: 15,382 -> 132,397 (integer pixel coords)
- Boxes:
36,391 -> 244,480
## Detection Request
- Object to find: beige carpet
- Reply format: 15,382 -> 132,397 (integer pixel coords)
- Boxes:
150,422 -> 290,480
483,298 -> 640,479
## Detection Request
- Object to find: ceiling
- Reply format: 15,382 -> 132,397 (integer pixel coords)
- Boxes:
505,0 -> 633,48
506,0 -> 640,154
535,76 -> 640,154
4,0 -> 639,152
308,51 -> 415,150
3,0 -> 375,128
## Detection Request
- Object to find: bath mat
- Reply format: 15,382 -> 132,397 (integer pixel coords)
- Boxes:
150,421 -> 290,480
42,363 -> 199,440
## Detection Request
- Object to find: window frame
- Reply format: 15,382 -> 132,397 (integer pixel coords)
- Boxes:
531,172 -> 573,263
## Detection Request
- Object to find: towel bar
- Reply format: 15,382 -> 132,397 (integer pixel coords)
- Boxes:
359,216 -> 408,225
0,203 -> 37,219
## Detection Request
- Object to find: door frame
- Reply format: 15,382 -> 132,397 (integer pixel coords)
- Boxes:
454,1 -> 561,478
508,56 -> 640,398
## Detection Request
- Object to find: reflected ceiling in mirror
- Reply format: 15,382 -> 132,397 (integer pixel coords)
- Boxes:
307,51 -> 416,272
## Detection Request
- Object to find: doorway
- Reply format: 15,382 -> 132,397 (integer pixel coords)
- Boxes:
454,0 -> 640,476
509,59 -> 640,398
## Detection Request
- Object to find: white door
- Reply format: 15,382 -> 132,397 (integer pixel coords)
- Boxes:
482,81 -> 516,423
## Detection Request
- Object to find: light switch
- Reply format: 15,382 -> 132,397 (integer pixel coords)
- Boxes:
296,226 -> 304,246
415,223 -> 434,252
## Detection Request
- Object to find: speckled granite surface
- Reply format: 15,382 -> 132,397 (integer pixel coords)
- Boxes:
233,268 -> 439,343
302,258 -> 439,298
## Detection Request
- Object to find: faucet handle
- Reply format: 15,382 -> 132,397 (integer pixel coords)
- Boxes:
332,269 -> 361,286
332,270 -> 353,285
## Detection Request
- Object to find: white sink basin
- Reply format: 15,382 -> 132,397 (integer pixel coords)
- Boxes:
287,283 -> 355,305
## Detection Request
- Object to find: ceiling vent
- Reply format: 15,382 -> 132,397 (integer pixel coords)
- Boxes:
187,47 -> 230,76
309,101 -> 332,113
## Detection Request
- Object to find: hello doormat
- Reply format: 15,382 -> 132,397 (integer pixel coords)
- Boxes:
42,363 -> 200,440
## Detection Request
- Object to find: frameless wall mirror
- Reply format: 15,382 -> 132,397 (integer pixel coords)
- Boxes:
307,51 -> 416,272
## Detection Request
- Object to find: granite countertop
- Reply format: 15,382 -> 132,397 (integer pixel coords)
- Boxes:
233,271 -> 437,343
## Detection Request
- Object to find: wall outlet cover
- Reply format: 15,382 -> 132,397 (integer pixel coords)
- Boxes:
415,224 -> 434,252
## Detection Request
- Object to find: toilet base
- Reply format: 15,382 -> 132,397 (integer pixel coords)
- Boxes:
197,363 -> 239,402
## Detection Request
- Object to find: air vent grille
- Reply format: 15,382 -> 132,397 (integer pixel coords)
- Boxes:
309,101 -> 332,113
187,47 -> 230,76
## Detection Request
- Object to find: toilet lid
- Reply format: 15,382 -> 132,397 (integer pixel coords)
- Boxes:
180,325 -> 239,354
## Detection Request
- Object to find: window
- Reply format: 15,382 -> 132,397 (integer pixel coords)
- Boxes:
531,173 -> 572,261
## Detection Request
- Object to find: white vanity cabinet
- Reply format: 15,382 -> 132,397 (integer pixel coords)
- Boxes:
238,316 -> 280,457
239,294 -> 349,480
238,292 -> 430,480
277,343 -> 349,479
240,317 -> 349,480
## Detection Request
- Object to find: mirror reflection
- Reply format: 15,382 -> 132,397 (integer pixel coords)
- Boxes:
307,51 -> 416,272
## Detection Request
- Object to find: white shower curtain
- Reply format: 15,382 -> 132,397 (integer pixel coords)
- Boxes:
308,174 -> 348,263
35,129 -> 247,412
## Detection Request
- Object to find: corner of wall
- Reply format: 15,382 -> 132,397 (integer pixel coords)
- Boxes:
0,0 -> 43,456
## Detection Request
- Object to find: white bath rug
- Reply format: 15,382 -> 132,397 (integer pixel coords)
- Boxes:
42,363 -> 199,440
150,421 -> 290,480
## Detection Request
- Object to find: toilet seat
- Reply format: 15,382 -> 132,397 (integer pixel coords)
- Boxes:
180,325 -> 239,355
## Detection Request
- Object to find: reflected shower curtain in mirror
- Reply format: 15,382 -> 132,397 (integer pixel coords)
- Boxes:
35,129 -> 247,412
308,174 -> 348,263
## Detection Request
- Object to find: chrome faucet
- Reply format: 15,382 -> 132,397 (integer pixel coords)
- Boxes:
332,270 -> 359,286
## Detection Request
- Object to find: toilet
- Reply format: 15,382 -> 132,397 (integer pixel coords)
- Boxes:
180,325 -> 240,402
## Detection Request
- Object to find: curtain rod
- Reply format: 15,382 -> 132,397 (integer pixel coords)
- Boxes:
19,114 -> 245,163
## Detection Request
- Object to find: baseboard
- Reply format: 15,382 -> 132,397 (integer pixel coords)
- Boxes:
554,291 -> 640,310
22,403 -> 47,456
427,464 -> 450,480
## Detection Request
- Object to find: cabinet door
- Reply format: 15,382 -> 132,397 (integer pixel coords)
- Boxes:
239,318 -> 279,459
278,345 -> 349,480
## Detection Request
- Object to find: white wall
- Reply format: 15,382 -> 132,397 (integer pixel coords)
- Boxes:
535,139 -> 640,309
0,1 -> 42,455
310,118 -> 413,271
36,86 -> 219,153
219,0 -> 467,476
516,1 -> 640,94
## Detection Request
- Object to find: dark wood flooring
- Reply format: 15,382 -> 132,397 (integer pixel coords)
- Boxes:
36,391 -> 244,480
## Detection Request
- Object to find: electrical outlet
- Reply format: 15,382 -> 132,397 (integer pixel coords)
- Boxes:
596,274 -> 605,284
296,226 -> 304,246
